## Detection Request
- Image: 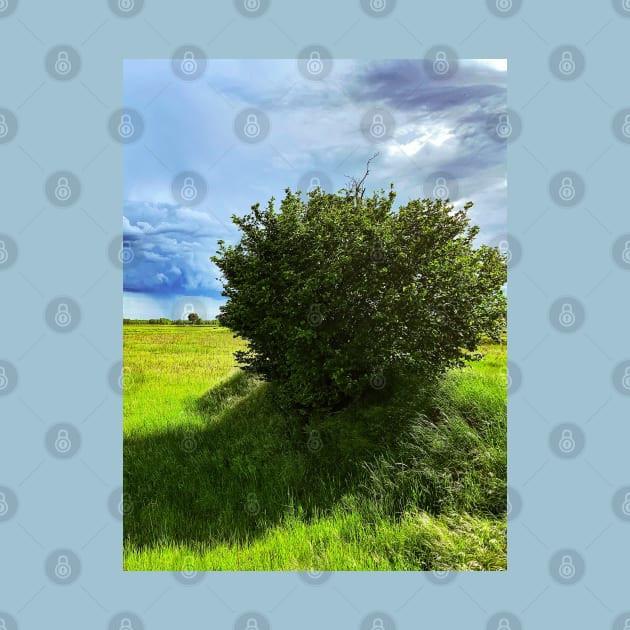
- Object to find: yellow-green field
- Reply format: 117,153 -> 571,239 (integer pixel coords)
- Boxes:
123,325 -> 507,571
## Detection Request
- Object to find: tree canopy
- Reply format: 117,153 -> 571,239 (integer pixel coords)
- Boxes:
212,182 -> 506,412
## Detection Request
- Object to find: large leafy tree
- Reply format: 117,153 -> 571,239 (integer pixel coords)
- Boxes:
212,178 -> 506,412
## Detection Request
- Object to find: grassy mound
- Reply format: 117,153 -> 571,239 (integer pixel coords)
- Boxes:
123,325 -> 506,571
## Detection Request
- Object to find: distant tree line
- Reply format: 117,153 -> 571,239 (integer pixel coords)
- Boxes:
123,316 -> 220,326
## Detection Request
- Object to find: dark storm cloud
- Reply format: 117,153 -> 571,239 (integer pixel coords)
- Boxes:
344,59 -> 506,113
123,201 -> 232,296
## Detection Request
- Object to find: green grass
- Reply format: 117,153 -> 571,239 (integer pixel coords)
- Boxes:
123,325 -> 507,571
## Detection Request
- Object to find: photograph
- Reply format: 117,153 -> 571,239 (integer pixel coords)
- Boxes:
121,57 -> 508,572
2,0 -> 626,627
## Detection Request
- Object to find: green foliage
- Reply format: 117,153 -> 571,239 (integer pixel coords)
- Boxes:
212,185 -> 507,411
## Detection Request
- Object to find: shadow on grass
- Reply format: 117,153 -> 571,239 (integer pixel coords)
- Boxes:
123,371 -> 412,550
124,366 -> 507,552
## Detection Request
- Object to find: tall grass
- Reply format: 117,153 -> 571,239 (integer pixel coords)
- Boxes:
123,326 -> 506,571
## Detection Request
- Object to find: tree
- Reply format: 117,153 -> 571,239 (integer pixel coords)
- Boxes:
187,312 -> 201,325
212,176 -> 506,412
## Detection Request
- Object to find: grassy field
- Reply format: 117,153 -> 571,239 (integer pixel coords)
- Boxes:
123,325 -> 507,571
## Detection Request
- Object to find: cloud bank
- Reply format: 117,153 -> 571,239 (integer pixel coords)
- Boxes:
123,58 -> 507,319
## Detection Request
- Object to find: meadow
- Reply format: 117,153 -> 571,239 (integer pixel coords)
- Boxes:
123,324 -> 507,571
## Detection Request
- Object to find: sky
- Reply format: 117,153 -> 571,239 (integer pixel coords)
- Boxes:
123,58 -> 507,320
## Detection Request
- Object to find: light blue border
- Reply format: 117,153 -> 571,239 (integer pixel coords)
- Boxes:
1,1 -> 629,628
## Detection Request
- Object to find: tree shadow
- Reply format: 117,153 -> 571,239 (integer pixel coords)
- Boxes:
123,370 -> 410,551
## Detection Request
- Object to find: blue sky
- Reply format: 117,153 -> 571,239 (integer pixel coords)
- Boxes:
123,58 -> 507,320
